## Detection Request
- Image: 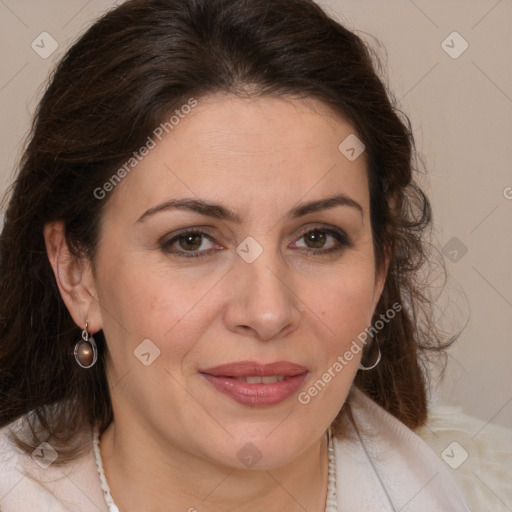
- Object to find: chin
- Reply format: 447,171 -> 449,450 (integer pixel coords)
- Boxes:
198,427 -> 316,471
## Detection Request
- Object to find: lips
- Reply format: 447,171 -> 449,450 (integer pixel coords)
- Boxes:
200,361 -> 308,378
200,361 -> 309,407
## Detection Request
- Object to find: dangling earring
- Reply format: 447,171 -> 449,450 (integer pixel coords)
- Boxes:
74,322 -> 98,369
358,336 -> 381,371
327,425 -> 333,444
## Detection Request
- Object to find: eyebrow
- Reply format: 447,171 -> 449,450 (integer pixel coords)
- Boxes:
136,193 -> 364,224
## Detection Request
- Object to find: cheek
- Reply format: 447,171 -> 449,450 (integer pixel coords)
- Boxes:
306,263 -> 378,344
95,252 -> 222,363
295,268 -> 377,411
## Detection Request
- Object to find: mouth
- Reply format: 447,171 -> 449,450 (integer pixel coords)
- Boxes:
231,375 -> 288,383
199,361 -> 309,406
200,360 -> 308,378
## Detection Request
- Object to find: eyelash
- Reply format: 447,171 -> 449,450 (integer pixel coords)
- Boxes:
160,226 -> 352,259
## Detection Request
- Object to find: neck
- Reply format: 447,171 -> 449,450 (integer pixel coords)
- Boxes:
99,421 -> 329,512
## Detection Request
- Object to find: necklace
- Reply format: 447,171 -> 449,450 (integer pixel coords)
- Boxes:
93,426 -> 338,512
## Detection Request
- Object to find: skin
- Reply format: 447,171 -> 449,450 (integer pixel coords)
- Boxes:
44,93 -> 388,512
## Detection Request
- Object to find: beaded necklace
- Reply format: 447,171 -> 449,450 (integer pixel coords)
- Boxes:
92,427 -> 338,512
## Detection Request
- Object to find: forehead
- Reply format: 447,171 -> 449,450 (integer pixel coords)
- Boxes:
103,93 -> 370,222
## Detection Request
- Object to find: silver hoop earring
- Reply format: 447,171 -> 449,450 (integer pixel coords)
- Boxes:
358,336 -> 381,371
74,322 -> 98,369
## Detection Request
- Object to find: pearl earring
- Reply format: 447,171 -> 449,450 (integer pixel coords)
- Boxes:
74,322 -> 98,369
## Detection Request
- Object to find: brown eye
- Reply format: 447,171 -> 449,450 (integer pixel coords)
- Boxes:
303,229 -> 327,249
293,226 -> 351,255
178,233 -> 203,251
161,230 -> 219,258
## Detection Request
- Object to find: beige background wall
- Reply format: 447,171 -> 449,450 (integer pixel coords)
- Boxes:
1,0 -> 511,428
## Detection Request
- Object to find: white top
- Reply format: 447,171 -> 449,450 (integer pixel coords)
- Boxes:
0,388 -> 472,511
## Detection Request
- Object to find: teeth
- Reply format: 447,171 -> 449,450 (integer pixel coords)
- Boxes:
262,375 -> 281,384
233,375 -> 286,384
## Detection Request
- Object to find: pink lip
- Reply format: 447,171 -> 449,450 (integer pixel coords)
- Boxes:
200,361 -> 309,407
200,361 -> 308,378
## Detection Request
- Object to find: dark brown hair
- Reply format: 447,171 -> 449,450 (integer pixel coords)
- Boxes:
0,0 -> 449,461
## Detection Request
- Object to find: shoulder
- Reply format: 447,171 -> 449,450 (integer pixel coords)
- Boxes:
417,402 -> 512,512
332,387 -> 472,512
0,419 -> 107,512
0,420 -> 28,510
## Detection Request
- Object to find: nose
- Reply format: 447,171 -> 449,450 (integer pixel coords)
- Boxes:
223,247 -> 301,341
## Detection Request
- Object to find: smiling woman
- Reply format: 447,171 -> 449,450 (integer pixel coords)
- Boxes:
0,0 -> 471,511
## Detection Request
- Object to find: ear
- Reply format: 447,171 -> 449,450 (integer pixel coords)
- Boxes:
43,221 -> 102,334
373,239 -> 392,309
373,194 -> 398,306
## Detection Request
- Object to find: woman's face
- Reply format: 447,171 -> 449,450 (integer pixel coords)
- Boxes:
90,94 -> 386,469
